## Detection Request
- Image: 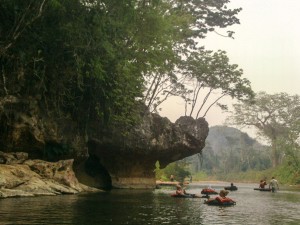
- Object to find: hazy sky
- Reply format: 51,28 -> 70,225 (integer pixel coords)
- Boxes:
160,0 -> 300,133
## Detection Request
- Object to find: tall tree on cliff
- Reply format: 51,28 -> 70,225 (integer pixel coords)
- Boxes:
227,92 -> 300,167
142,1 -> 254,115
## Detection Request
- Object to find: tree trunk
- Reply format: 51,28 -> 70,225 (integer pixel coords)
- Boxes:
271,140 -> 280,167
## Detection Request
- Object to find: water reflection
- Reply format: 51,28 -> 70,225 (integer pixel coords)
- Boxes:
0,183 -> 300,225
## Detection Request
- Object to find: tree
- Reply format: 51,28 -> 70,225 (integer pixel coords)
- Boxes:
0,0 -> 47,57
227,92 -> 300,167
180,50 -> 254,118
277,134 -> 300,173
141,0 -> 245,114
0,0 -> 249,138
0,0 -> 164,132
161,161 -> 191,182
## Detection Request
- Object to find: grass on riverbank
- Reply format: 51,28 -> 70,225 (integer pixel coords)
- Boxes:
192,165 -> 300,185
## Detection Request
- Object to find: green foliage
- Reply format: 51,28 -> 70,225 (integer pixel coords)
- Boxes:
274,164 -> 299,184
0,0 -> 248,140
155,161 -> 191,182
210,162 -> 300,185
276,135 -> 300,174
192,171 -> 209,181
154,161 -> 164,180
0,0 -> 146,132
210,169 -> 273,183
137,1 -> 248,114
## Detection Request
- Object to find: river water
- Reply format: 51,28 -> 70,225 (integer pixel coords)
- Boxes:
0,182 -> 300,225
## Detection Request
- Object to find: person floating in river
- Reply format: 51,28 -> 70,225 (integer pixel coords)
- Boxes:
201,185 -> 218,195
205,190 -> 236,206
215,190 -> 235,203
269,177 -> 279,192
174,184 -> 201,198
259,179 -> 267,188
175,184 -> 188,196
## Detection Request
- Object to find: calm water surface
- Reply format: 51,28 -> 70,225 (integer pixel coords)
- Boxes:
0,182 -> 300,225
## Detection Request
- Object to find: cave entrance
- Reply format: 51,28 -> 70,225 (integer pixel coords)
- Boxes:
76,154 -> 112,190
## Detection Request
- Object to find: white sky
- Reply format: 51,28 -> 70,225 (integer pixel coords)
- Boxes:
159,0 -> 300,138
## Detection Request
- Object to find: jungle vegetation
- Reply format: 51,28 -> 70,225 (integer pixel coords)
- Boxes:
0,0 -> 254,134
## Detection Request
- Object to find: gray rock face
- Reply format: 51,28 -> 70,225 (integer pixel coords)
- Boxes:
87,113 -> 209,188
0,95 -> 88,162
0,95 -> 209,190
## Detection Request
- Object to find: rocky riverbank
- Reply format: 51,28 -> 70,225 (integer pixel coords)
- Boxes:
0,151 -> 100,198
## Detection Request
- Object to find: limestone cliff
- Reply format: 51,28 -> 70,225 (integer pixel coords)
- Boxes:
86,113 -> 209,189
0,95 -> 209,190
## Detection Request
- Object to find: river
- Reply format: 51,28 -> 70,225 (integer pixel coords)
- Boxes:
0,182 -> 299,225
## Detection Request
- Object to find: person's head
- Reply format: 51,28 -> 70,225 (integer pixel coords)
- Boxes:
176,184 -> 182,190
260,180 -> 263,182
219,190 -> 229,197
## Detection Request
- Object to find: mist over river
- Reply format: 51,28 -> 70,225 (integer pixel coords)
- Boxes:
0,182 -> 299,225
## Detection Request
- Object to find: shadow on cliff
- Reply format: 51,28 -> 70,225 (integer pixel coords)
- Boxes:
75,154 -> 112,191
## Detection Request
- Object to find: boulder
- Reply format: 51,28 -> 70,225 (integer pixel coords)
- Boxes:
0,152 -> 100,198
86,113 -> 209,188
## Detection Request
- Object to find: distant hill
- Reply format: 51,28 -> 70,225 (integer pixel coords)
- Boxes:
185,126 -> 271,174
205,126 -> 264,154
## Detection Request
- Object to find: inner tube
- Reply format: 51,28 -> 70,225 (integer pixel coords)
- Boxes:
224,186 -> 238,191
171,194 -> 201,198
201,188 -> 218,195
254,188 -> 271,192
204,199 -> 236,206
